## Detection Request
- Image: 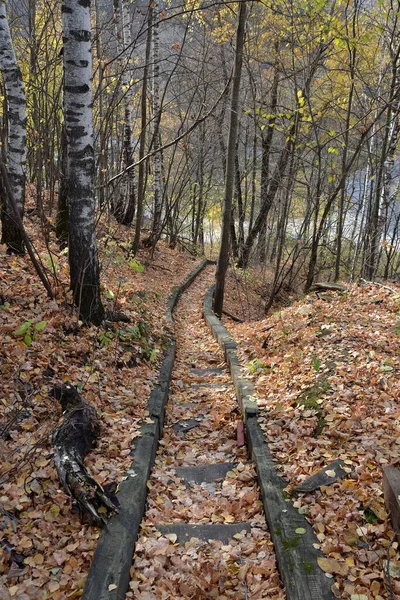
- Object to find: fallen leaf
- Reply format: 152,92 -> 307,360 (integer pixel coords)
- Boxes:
317,557 -> 349,576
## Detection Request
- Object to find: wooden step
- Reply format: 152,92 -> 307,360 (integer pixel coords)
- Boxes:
156,522 -> 252,543
175,462 -> 246,484
190,368 -> 225,376
190,381 -> 232,389
171,416 -> 205,434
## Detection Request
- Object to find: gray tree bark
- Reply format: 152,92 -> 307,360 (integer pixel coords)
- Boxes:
120,0 -> 136,225
213,0 -> 247,317
0,0 -> 27,255
150,1 -> 163,245
62,0 -> 104,325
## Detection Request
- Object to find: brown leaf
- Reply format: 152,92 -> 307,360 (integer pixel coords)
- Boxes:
317,557 -> 349,577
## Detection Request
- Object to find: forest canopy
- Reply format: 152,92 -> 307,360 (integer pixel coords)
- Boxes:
0,0 -> 399,319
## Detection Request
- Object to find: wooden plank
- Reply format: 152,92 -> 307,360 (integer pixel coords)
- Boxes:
175,462 -> 240,484
383,466 -> 400,542
246,417 -> 335,600
237,421 -> 245,446
203,284 -> 335,600
294,459 -> 349,493
157,523 -> 251,543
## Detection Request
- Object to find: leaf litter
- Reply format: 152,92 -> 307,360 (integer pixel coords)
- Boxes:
128,268 -> 284,599
0,204 -> 201,598
229,282 -> 400,599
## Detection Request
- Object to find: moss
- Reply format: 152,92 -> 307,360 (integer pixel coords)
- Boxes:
301,559 -> 314,574
282,536 -> 300,550
247,358 -> 267,374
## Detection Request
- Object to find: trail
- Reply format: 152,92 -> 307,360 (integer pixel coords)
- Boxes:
127,266 -> 284,599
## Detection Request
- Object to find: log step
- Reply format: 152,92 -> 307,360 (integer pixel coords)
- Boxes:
156,523 -> 251,543
171,417 -> 205,434
190,368 -> 225,376
190,382 -> 233,388
175,462 -> 247,484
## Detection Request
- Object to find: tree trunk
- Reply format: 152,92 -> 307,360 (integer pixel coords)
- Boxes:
94,0 -> 107,211
0,0 -> 27,255
235,151 -> 245,264
150,2 -> 163,245
240,122 -> 295,269
120,0 -> 136,225
334,0 -> 357,281
55,126 -> 69,247
364,35 -> 400,279
112,0 -> 135,224
62,0 -> 104,325
214,1 -> 247,317
132,3 -> 152,255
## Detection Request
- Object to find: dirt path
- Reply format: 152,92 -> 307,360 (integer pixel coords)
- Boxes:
127,267 -> 284,599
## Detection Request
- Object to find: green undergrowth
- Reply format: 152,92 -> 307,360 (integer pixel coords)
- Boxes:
295,379 -> 330,435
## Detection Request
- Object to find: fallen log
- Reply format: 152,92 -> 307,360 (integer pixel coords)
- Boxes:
310,282 -> 348,293
51,384 -> 119,525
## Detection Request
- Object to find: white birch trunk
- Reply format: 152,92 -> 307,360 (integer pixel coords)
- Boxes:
113,0 -> 135,224
0,0 -> 27,254
151,2 -> 163,243
62,0 -> 104,324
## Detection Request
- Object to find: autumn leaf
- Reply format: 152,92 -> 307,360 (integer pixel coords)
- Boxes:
317,557 -> 349,576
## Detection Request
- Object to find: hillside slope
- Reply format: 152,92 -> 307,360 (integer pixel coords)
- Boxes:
0,213 -> 200,599
231,282 -> 400,599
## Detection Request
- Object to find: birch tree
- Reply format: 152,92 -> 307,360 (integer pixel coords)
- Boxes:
112,0 -> 135,224
132,2 -> 152,255
62,0 -> 104,325
150,1 -> 163,245
0,0 -> 27,255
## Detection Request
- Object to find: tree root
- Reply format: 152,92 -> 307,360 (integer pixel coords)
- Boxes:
50,384 -> 119,525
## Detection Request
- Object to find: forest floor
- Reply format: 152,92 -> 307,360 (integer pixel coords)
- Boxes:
1,206 -> 400,599
227,280 -> 400,599
128,266 -> 284,599
0,209 -> 262,599
0,209 -> 204,599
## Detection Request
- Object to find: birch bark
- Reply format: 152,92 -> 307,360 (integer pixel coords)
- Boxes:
112,0 -> 135,224
132,2 -> 152,255
0,0 -> 27,254
151,1 -> 163,244
62,0 -> 104,324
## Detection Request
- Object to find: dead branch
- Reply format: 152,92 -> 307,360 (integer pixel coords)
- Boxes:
360,278 -> 399,294
222,309 -> 244,323
50,384 -> 119,525
0,160 -> 54,299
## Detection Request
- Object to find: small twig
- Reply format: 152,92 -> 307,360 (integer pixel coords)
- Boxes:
262,324 -> 276,332
151,263 -> 173,273
222,309 -> 244,323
